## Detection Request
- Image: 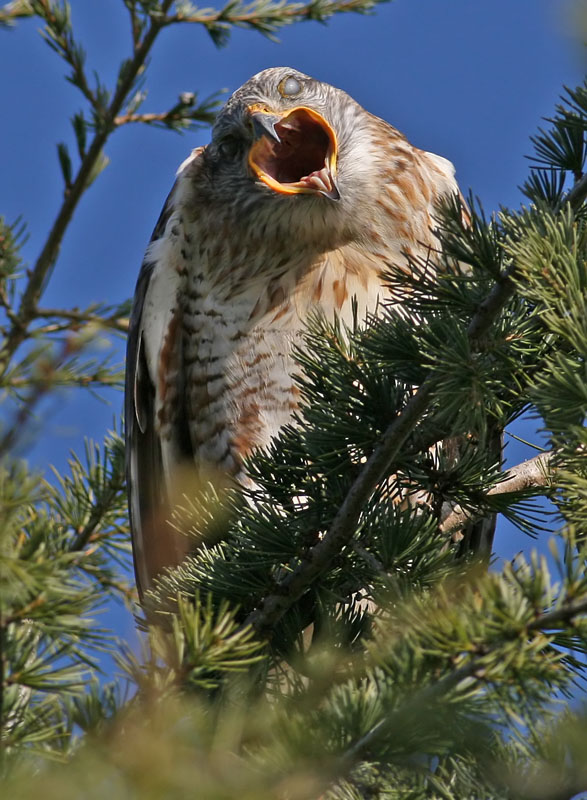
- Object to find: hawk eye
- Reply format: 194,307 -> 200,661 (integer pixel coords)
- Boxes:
218,136 -> 240,159
279,76 -> 302,98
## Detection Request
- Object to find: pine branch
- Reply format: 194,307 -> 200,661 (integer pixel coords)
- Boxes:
35,307 -> 129,333
114,110 -> 189,126
0,0 -> 175,377
0,0 -> 32,26
246,265 -> 519,637
66,450 -> 128,555
0,331 -> 111,457
123,0 -> 143,51
338,591 -> 587,773
168,0 -> 377,24
166,0 -> 385,44
113,88 -> 220,131
0,285 -> 21,330
440,451 -> 554,535
32,0 -> 103,114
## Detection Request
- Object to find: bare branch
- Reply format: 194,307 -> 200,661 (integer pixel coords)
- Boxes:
440,451 -> 555,535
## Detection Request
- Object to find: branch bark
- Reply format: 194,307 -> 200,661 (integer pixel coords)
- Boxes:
440,451 -> 554,535
114,111 -> 184,126
564,171 -> 587,211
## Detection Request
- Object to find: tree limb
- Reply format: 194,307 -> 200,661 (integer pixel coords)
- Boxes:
440,451 -> 554,535
564,171 -> 587,211
466,264 -> 515,342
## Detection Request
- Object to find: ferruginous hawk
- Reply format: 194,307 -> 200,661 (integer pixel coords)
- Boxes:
126,67 -> 477,598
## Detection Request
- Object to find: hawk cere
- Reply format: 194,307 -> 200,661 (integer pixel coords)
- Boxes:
125,67 -> 465,598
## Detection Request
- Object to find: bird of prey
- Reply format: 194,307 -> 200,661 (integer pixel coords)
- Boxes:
126,67 -> 473,598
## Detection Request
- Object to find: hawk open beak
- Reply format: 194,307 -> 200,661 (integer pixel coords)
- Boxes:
247,105 -> 339,200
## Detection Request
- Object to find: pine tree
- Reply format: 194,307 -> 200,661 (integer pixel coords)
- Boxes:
1,3 -> 586,798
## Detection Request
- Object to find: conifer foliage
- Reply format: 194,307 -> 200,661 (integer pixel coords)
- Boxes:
1,3 -> 586,798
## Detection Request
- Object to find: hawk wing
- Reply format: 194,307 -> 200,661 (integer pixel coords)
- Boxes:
125,149 -> 202,598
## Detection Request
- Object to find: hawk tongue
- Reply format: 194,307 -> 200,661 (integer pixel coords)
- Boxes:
300,166 -> 340,201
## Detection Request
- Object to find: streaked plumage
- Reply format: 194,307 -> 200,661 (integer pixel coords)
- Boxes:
125,67 -> 466,597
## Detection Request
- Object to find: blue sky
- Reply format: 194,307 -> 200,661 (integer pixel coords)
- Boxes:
0,0 -> 585,620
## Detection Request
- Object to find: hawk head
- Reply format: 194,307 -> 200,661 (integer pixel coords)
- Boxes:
201,68 -> 376,244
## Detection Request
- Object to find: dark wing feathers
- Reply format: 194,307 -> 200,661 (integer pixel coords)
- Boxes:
126,151 -> 207,599
125,257 -> 163,597
125,191 -> 190,599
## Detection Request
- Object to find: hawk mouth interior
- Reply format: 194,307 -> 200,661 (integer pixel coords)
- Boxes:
248,107 -> 338,198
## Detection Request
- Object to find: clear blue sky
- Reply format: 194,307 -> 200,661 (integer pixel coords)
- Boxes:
0,1 -> 585,628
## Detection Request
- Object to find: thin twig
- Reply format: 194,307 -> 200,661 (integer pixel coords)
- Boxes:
0,285 -> 21,328
114,110 -> 187,127
35,307 -> 129,333
527,595 -> 587,632
352,542 -> 385,574
5,372 -> 122,389
0,377 -> 49,458
125,0 -> 142,50
70,473 -> 126,553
